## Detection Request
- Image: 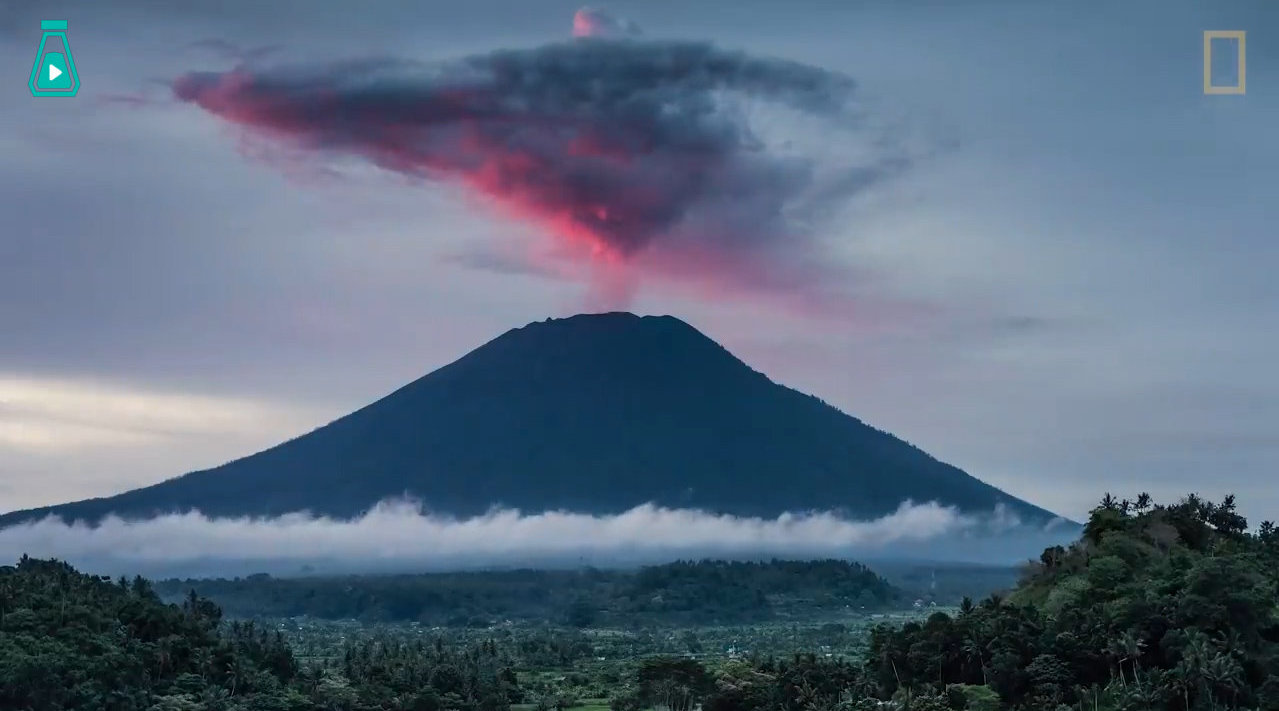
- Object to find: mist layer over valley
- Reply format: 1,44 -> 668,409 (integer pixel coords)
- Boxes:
0,497 -> 1072,579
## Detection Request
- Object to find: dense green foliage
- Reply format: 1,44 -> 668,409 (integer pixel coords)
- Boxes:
867,493 -> 1279,710
0,555 -> 917,711
0,313 -> 1058,527
0,555 -> 521,710
0,556 -> 304,710
153,559 -> 901,627
869,562 -> 1019,607
604,494 -> 1279,711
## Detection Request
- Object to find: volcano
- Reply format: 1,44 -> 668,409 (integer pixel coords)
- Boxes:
0,313 -> 1063,528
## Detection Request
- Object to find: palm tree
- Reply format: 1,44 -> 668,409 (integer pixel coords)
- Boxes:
1168,663 -> 1193,711
155,636 -> 176,678
0,577 -> 12,626
192,648 -> 212,682
1203,652 -> 1243,709
1076,682 -> 1103,711
1119,632 -> 1145,686
1174,631 -> 1215,711
961,635 -> 987,685
1106,637 -> 1127,687
225,657 -> 246,697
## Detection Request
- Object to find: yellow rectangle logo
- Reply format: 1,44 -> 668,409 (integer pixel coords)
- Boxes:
1204,30 -> 1246,95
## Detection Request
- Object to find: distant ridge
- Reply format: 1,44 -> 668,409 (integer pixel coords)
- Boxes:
0,312 -> 1066,528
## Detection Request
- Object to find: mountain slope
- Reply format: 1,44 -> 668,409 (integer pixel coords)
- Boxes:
0,312 -> 1063,527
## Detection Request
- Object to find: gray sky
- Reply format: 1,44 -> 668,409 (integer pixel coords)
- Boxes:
2,0 -> 1276,525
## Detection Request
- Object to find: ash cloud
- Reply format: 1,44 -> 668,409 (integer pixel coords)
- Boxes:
0,500 -> 1066,577
573,7 -> 642,38
171,10 -> 921,310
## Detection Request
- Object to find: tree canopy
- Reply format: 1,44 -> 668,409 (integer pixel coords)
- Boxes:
862,493 -> 1279,710
152,559 -> 901,628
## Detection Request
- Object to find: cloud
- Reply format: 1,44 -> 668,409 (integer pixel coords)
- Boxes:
171,23 -> 922,313
572,7 -> 642,39
0,499 -> 1058,575
0,375 -> 322,452
186,38 -> 283,64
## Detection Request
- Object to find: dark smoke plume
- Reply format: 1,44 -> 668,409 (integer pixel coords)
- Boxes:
173,10 -> 919,309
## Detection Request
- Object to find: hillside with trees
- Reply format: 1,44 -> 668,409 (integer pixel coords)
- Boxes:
0,556 -> 522,710
865,493 -> 1279,710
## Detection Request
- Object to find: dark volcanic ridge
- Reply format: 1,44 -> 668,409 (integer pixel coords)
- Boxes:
0,312 -> 1069,531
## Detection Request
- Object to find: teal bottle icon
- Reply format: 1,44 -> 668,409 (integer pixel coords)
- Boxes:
30,20 -> 79,97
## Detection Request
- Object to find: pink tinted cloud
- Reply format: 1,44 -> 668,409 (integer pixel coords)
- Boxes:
572,7 -> 642,38
173,19 -> 917,314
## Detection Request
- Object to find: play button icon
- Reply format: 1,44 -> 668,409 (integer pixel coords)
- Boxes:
30,21 -> 79,97
37,52 -> 73,91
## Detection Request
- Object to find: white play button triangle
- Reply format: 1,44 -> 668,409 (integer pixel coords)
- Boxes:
49,64 -> 62,81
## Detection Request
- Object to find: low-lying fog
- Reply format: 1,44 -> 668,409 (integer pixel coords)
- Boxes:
0,499 -> 1076,578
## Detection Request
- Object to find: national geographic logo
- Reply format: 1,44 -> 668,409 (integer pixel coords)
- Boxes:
1204,30 -> 1246,95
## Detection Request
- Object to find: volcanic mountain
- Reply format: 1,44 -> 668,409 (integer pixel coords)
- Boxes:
0,313 -> 1063,528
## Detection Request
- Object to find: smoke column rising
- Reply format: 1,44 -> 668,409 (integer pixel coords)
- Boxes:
172,10 -> 919,309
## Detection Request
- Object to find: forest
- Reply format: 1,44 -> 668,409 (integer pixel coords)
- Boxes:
151,559 -> 905,627
1,492 -> 1276,710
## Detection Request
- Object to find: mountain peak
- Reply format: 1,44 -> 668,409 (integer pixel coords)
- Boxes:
414,312 -> 761,399
503,312 -> 712,344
